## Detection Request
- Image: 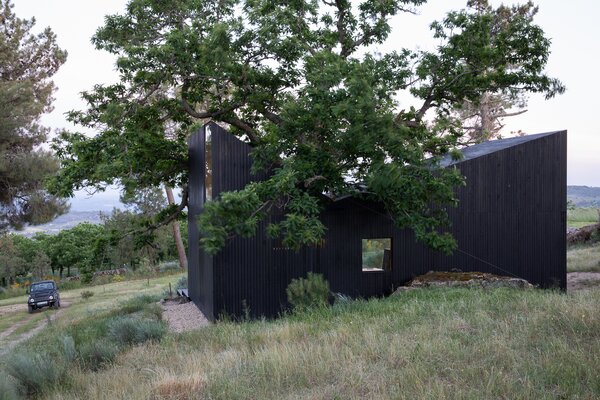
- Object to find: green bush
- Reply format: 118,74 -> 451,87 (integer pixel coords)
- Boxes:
0,373 -> 21,400
117,294 -> 162,316
286,272 -> 330,311
6,352 -> 65,396
108,316 -> 167,346
159,261 -> 181,272
175,275 -> 188,290
141,303 -> 163,321
60,335 -> 77,364
78,340 -> 119,371
80,290 -> 94,300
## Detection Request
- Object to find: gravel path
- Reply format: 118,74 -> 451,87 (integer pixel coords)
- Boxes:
161,299 -> 210,333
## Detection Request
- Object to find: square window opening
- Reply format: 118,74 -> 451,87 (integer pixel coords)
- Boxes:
362,238 -> 392,272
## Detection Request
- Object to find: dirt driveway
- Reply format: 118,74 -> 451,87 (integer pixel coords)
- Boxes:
0,300 -> 70,357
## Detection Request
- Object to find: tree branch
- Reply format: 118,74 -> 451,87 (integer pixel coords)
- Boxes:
147,185 -> 189,231
222,115 -> 260,144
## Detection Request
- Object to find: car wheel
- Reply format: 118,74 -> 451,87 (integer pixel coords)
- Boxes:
28,305 -> 33,314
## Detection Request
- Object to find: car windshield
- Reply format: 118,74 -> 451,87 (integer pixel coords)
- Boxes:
30,282 -> 54,292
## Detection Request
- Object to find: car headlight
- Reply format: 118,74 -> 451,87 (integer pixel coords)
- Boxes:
49,295 -> 53,300
29,298 -> 34,303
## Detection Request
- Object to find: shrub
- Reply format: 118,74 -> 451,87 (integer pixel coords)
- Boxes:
0,373 -> 21,400
108,317 -> 167,346
175,276 -> 188,291
78,340 -> 119,371
142,303 -> 164,321
6,352 -> 65,395
112,275 -> 125,283
159,261 -> 181,272
61,335 -> 77,364
286,272 -> 330,311
81,290 -> 94,300
118,295 -> 162,315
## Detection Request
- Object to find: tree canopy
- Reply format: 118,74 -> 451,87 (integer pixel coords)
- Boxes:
50,0 -> 564,254
0,0 -> 68,232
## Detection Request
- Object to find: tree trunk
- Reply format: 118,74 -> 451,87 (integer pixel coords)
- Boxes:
165,186 -> 188,269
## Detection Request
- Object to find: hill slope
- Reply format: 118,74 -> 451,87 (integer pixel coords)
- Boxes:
568,185 -> 600,207
6,287 -> 599,400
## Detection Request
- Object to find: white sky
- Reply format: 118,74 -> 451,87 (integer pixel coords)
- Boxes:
12,0 -> 600,194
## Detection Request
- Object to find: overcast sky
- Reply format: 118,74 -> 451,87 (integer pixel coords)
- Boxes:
12,0 -> 600,208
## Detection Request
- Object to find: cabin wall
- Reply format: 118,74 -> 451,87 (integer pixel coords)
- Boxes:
189,125 -> 567,321
396,131 -> 567,289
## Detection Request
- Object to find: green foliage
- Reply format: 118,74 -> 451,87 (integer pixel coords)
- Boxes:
5,352 -> 66,396
81,290 -> 94,300
100,190 -> 183,269
0,0 -> 68,232
108,317 -> 167,346
175,276 -> 188,291
50,0 -> 563,255
286,272 -> 330,311
116,294 -> 163,316
43,222 -> 106,279
0,373 -> 21,400
77,340 -> 119,371
60,335 -> 77,364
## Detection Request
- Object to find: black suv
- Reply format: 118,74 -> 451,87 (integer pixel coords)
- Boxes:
27,280 -> 61,313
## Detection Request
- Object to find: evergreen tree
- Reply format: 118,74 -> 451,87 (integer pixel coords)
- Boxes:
0,0 -> 68,232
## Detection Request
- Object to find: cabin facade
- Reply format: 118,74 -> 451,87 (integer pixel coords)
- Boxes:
188,123 -> 567,320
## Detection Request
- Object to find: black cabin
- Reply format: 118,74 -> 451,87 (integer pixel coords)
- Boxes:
188,123 -> 567,320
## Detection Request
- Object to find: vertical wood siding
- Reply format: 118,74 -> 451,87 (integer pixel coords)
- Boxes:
188,124 -> 567,320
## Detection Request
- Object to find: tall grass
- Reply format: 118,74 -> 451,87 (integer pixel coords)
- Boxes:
39,288 -> 600,400
0,294 -> 166,399
567,242 -> 600,272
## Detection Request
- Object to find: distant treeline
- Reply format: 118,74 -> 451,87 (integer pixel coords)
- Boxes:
0,210 -> 187,288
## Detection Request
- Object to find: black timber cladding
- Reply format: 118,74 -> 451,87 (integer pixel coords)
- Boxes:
188,123 -> 567,320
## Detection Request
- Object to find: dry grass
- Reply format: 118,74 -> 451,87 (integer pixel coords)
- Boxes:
149,374 -> 205,400
40,288 -> 600,400
568,242 -> 600,272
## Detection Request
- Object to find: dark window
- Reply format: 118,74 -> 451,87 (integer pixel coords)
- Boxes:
205,127 -> 212,201
362,238 -> 391,272
30,282 -> 55,292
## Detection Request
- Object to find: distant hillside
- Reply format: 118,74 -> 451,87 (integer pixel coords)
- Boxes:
568,186 -> 600,207
16,211 -> 104,237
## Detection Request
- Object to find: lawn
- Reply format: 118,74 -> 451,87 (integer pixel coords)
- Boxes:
2,287 -> 598,400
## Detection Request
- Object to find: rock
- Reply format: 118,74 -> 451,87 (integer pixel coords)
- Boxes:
406,271 -> 533,290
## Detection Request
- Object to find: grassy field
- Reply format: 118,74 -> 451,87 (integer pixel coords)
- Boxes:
567,207 -> 599,228
0,274 -> 183,350
2,287 -> 599,399
567,242 -> 600,273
